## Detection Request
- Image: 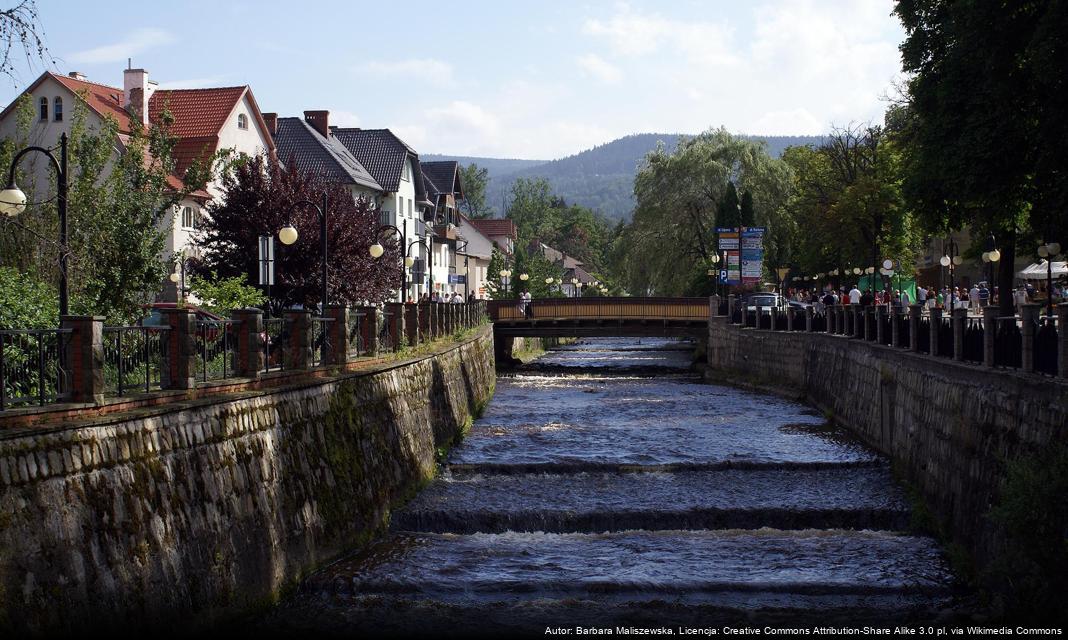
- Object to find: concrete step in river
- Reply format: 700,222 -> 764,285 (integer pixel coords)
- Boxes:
265,337 -> 966,636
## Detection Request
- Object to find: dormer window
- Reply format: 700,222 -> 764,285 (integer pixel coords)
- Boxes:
237,113 -> 248,130
401,161 -> 411,182
53,97 -> 63,122
39,97 -> 47,121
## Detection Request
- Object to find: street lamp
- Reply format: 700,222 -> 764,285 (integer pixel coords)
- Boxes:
0,133 -> 69,319
371,224 -> 432,301
500,268 -> 512,298
940,240 -> 962,310
981,234 -> 1001,306
1038,240 -> 1062,318
775,266 -> 789,300
169,256 -> 190,305
278,193 -> 329,313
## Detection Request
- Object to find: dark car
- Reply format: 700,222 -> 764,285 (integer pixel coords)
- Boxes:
742,293 -> 788,312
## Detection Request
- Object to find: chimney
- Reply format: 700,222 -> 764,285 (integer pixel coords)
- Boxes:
262,112 -> 278,136
123,67 -> 150,125
68,71 -> 87,81
304,110 -> 329,138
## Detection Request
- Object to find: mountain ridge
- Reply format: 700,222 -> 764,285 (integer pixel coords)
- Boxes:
427,132 -> 824,221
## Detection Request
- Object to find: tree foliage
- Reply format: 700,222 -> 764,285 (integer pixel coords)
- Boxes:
458,162 -> 492,219
188,271 -> 265,316
194,154 -> 402,310
894,0 -> 1068,313
0,1 -> 50,85
615,129 -> 792,296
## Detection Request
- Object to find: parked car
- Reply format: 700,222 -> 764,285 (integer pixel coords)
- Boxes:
140,303 -> 227,341
742,293 -> 788,313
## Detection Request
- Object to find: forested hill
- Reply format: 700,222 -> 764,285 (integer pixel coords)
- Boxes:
430,133 -> 824,222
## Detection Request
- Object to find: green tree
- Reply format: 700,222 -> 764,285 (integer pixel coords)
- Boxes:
894,0 -> 1068,314
188,271 -> 265,315
485,246 -> 507,300
506,177 -> 559,243
459,163 -> 493,218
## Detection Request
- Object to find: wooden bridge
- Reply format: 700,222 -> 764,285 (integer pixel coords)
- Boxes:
487,297 -> 711,338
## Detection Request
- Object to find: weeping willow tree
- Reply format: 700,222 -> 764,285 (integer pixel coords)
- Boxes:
615,129 -> 792,296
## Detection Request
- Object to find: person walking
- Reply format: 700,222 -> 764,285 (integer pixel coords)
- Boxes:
848,284 -> 862,305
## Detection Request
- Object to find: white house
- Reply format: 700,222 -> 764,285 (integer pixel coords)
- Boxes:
0,66 -> 275,301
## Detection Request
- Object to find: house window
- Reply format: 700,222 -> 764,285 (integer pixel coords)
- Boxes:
397,196 -> 404,217
401,161 -> 410,181
237,113 -> 248,130
39,97 -> 47,121
181,206 -> 197,230
53,97 -> 63,122
408,199 -> 412,218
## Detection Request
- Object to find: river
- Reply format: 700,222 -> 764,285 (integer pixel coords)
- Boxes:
260,337 -> 965,636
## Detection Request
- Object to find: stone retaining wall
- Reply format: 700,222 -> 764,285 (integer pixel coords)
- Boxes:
706,318 -> 1068,573
0,328 -> 496,634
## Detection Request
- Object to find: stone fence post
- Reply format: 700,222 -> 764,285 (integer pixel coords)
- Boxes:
786,305 -> 794,331
1021,304 -> 1039,373
710,295 -> 720,318
728,294 -> 736,322
404,304 -> 420,347
952,308 -> 966,361
876,306 -> 886,344
929,307 -> 942,357
232,308 -> 264,377
285,310 -> 313,369
323,305 -> 349,366
1058,303 -> 1068,378
805,306 -> 813,332
60,315 -> 104,404
854,305 -> 863,339
419,302 -> 432,340
909,304 -> 922,352
891,306 -> 900,347
982,305 -> 998,367
159,308 -> 196,390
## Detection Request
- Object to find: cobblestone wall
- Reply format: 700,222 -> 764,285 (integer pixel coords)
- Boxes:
706,318 -> 1068,573
0,328 -> 495,634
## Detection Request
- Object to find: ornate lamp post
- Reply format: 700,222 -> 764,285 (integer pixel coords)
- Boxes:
0,133 -> 69,320
370,224 -> 432,301
940,240 -> 962,310
981,234 -> 1001,306
499,269 -> 512,298
278,193 -> 329,312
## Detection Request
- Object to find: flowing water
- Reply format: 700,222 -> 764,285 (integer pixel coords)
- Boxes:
261,337 -> 966,636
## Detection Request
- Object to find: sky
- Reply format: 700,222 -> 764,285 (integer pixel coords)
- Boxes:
2,0 -> 907,160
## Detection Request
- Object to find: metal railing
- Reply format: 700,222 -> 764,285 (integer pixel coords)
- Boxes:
311,317 -> 334,367
263,318 -> 288,372
378,309 -> 395,352
196,319 -> 237,382
347,311 -> 366,358
1035,315 -> 1058,376
0,328 -> 73,410
102,326 -> 169,396
488,297 -> 710,322
993,316 -> 1022,369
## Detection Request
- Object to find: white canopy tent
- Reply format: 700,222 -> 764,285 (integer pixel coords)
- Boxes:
1017,260 -> 1068,280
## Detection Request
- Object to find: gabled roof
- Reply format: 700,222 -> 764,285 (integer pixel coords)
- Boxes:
331,128 -> 426,196
0,71 -> 133,129
274,117 -> 381,191
457,213 -> 494,259
467,217 -> 517,240
420,160 -> 464,199
148,86 -> 247,138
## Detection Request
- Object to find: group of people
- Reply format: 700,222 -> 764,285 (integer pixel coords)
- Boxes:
407,291 -> 475,304
786,280 -> 1062,313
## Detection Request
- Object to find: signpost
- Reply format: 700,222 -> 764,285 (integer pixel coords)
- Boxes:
741,227 -> 765,286
718,228 -> 741,286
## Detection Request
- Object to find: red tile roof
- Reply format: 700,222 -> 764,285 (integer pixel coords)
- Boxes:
51,72 -> 133,130
148,86 -> 247,138
467,218 -> 517,240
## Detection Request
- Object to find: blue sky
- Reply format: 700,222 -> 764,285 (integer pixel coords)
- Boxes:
3,0 -> 906,160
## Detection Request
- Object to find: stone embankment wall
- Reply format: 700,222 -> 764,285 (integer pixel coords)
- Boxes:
0,328 -> 496,634
706,318 -> 1068,572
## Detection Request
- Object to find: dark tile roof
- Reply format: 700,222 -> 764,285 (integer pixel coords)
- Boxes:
420,160 -> 463,198
274,118 -> 381,191
331,128 -> 425,197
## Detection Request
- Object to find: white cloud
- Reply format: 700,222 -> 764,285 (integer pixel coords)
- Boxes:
68,28 -> 176,64
577,54 -> 622,84
583,4 -> 737,67
330,109 -> 361,127
749,108 -> 825,135
355,58 -> 454,86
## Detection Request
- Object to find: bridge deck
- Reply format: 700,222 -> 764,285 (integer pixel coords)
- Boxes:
488,297 -> 710,337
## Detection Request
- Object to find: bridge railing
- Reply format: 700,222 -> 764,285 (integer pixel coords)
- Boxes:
487,297 -> 710,322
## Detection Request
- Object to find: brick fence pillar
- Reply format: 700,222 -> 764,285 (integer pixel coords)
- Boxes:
786,305 -> 795,331
1058,303 -> 1068,378
1020,303 -> 1039,373
804,306 -> 813,332
159,308 -> 196,390
323,305 -> 349,366
891,306 -> 900,347
419,302 -> 431,340
952,307 -> 967,361
982,305 -> 998,367
231,308 -> 264,377
929,307 -> 942,357
60,315 -> 105,404
285,310 -> 313,369
405,303 -> 420,346
385,303 -> 406,351
909,304 -> 922,352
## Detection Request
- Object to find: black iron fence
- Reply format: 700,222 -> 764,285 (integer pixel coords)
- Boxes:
311,317 -> 334,367
196,319 -> 238,382
102,326 -> 169,396
0,328 -> 73,410
1035,316 -> 1058,376
347,311 -> 366,358
263,317 -> 288,373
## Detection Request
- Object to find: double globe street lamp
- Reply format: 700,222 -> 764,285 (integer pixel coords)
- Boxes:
0,133 -> 69,319
370,224 -> 431,300
1037,240 -> 1062,318
277,193 -> 330,313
